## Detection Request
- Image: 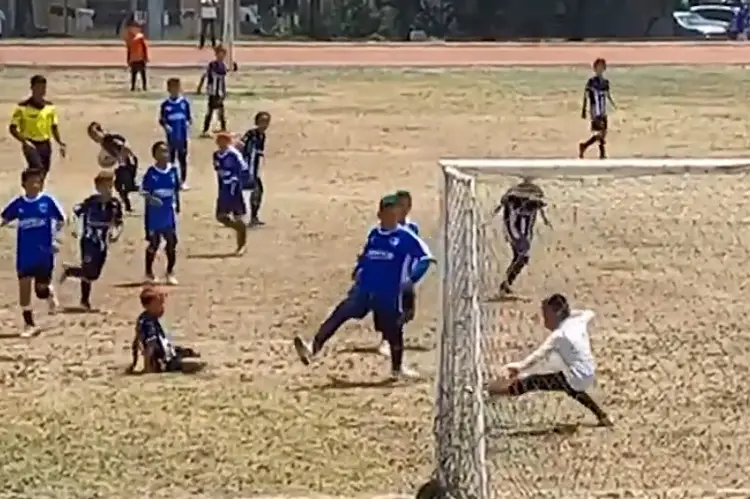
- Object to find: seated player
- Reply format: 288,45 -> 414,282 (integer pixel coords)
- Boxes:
1,168 -> 65,336
213,131 -> 248,254
492,178 -> 551,296
87,122 -> 139,212
128,286 -> 202,374
59,170 -> 124,311
484,294 -> 613,427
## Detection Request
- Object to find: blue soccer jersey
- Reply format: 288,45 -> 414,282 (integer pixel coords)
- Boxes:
355,225 -> 433,301
213,146 -> 247,196
141,164 -> 180,233
159,96 -> 192,147
403,217 -> 420,236
1,193 -> 65,273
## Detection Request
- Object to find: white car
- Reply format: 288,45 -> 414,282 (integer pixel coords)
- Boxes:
672,11 -> 730,37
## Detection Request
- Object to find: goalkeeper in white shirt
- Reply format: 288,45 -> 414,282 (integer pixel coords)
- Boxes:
486,293 -> 613,427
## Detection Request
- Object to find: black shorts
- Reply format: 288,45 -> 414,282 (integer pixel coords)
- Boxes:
17,264 -> 53,283
207,95 -> 225,111
590,116 -> 608,133
216,190 -> 246,218
507,372 -> 581,396
115,163 -> 138,192
24,139 -> 52,173
80,241 -> 108,281
145,229 -> 178,247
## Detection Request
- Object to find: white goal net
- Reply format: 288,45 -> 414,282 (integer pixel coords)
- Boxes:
434,158 -> 750,499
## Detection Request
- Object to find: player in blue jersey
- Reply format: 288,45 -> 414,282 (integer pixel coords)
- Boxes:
213,131 -> 248,254
1,168 -> 65,335
141,141 -> 181,285
294,194 -> 435,380
160,78 -> 192,190
59,170 -> 124,311
239,111 -> 271,227
128,286 -> 201,374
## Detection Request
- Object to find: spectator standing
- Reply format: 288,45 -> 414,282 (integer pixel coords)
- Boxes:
199,0 -> 219,49
125,22 -> 149,91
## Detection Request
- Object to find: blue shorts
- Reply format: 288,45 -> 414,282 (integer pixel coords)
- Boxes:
17,262 -> 54,282
216,189 -> 246,217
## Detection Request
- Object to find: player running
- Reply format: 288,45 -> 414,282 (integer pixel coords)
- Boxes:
483,293 -> 613,427
141,141 -> 181,285
59,170 -> 124,311
213,131 -> 248,255
239,111 -> 271,227
294,194 -> 435,380
579,58 -> 616,160
493,178 -> 551,296
1,168 -> 65,336
159,78 -> 192,190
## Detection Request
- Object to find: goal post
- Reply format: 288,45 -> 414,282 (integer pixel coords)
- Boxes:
434,157 -> 750,499
222,0 -> 236,68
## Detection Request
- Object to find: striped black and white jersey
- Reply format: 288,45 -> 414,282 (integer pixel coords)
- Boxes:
240,127 -> 266,178
204,60 -> 228,98
496,189 -> 546,243
585,76 -> 610,119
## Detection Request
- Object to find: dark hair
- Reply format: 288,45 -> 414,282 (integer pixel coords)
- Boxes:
593,58 -> 607,70
140,286 -> 164,307
395,189 -> 412,201
21,168 -> 43,185
167,77 -> 181,88
542,294 -> 571,321
30,75 -> 47,87
214,45 -> 227,54
151,140 -> 167,158
254,111 -> 271,124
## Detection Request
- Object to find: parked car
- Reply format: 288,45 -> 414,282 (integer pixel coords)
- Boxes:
672,10 -> 730,38
690,4 -> 738,23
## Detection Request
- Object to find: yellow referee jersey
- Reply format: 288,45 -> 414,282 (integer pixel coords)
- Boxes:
10,99 -> 58,142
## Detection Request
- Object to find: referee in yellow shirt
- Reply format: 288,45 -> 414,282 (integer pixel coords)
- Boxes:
8,75 -> 67,176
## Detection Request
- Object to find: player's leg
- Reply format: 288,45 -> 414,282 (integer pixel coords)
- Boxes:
487,372 -> 612,426
597,118 -> 608,159
80,247 -> 107,309
376,303 -> 418,379
293,285 -> 369,365
377,288 -> 416,357
32,265 -> 58,315
201,98 -> 217,136
579,117 -> 602,158
216,195 -> 247,253
249,177 -> 264,226
35,141 -> 53,178
145,231 -> 162,283
129,62 -> 138,92
139,62 -> 148,91
501,239 -> 530,294
17,273 -> 36,335
163,231 -> 179,285
177,146 -> 189,188
114,166 -> 133,212
216,99 -> 227,132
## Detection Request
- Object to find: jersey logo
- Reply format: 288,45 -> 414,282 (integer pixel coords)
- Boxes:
389,237 -> 400,247
38,202 -> 47,213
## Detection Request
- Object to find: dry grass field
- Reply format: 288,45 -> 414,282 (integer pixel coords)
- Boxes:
0,65 -> 748,499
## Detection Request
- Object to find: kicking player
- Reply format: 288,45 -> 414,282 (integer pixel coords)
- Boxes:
1,168 -> 65,335
141,141 -> 181,285
377,189 -> 420,357
197,45 -> 234,137
294,194 -> 435,379
239,111 -> 271,227
159,78 -> 192,190
213,131 -> 248,254
128,286 -> 201,374
484,293 -> 613,427
87,122 -> 138,212
493,178 -> 551,296
579,58 -> 616,160
60,170 -> 124,311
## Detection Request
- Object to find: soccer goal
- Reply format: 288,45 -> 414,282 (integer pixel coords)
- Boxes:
434,158 -> 750,499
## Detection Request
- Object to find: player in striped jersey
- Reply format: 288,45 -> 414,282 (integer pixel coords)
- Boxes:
239,111 -> 271,227
197,45 -> 232,137
579,58 -> 616,160
493,178 -> 551,296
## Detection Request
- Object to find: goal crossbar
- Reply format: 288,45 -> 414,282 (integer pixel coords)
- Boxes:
439,158 -> 750,177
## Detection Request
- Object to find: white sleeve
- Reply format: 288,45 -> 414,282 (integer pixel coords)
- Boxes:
571,309 -> 595,323
512,332 -> 558,371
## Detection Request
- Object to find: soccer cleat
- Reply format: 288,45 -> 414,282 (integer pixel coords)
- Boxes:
164,274 -> 179,286
500,282 -> 514,295
578,143 -> 586,159
293,336 -> 313,366
145,274 -> 158,284
80,301 -> 93,313
235,244 -> 247,256
181,183 -> 191,191
598,414 -> 615,427
390,365 -> 421,381
20,324 -> 40,338
377,341 -> 391,357
248,217 -> 265,227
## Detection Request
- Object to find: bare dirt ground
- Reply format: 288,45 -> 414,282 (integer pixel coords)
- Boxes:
0,43 -> 748,499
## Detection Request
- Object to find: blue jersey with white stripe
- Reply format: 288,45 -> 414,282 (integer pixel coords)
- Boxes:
141,164 -> 180,232
402,217 -> 420,235
213,146 -> 247,196
159,96 -> 192,146
1,193 -> 65,272
355,225 -> 432,298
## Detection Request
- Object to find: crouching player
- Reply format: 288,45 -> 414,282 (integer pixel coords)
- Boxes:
493,178 -> 551,296
294,194 -> 435,380
1,168 -> 65,335
128,286 -> 202,374
214,131 -> 248,254
60,170 -> 124,310
87,122 -> 138,212
484,294 -> 613,427
141,141 -> 181,285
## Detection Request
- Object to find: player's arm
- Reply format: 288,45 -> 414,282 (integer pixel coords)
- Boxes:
403,230 -> 435,290
158,100 -> 171,132
49,106 -> 66,155
196,65 -> 209,94
492,191 -> 510,217
139,168 -> 161,206
0,197 -> 20,226
172,168 -> 181,214
505,332 -> 558,375
184,99 -> 193,126
538,201 -> 552,228
581,81 -> 590,119
110,200 -> 125,242
606,84 -> 616,109
9,105 -> 34,149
